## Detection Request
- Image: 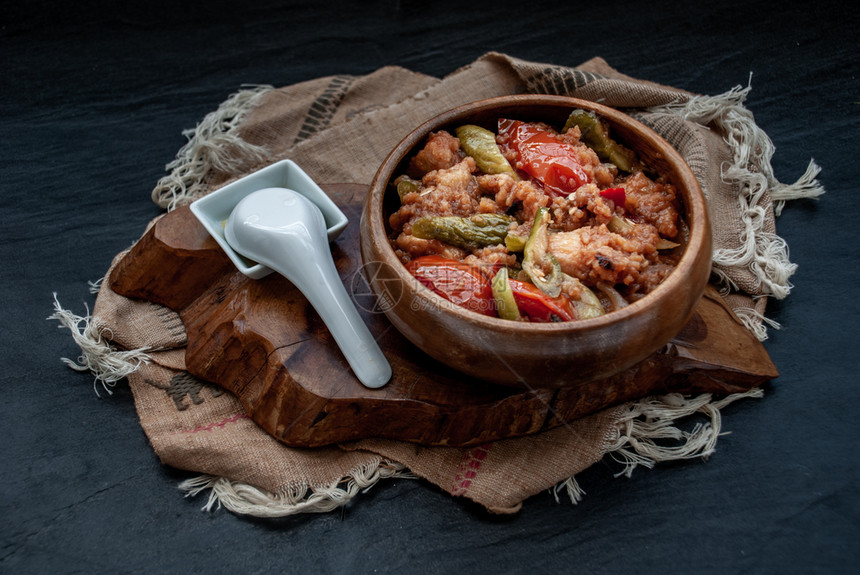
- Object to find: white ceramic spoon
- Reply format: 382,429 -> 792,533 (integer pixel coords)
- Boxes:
224,187 -> 391,389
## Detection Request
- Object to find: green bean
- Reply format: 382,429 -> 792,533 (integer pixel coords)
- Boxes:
564,109 -> 636,172
456,124 -> 518,177
410,214 -> 515,249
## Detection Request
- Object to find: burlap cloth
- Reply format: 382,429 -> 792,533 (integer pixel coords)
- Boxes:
53,52 -> 823,516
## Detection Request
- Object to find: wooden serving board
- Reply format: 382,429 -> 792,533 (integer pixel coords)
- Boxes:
110,184 -> 777,447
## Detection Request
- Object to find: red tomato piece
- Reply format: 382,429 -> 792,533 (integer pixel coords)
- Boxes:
405,255 -> 496,316
507,278 -> 576,322
599,187 -> 626,207
498,119 -> 589,197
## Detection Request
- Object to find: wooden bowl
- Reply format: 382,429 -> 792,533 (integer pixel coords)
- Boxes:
359,95 -> 712,388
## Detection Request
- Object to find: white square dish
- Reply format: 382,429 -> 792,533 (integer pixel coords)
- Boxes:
189,159 -> 349,279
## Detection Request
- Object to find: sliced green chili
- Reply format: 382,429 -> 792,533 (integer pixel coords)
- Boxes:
565,275 -> 605,319
456,124 -> 518,178
522,207 -> 563,298
563,109 -> 636,172
608,214 -> 680,249
491,267 -> 522,321
395,177 -> 421,202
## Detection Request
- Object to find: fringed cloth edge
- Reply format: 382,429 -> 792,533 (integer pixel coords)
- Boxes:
150,85 -> 275,211
174,389 -> 763,518
645,81 -> 824,339
177,460 -> 415,518
48,293 -> 152,397
47,291 -> 765,517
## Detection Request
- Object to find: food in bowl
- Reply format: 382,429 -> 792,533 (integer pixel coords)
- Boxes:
360,95 -> 711,387
387,110 -> 683,323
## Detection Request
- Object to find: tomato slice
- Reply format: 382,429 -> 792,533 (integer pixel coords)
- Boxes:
507,278 -> 576,322
498,119 -> 589,197
405,255 -> 496,316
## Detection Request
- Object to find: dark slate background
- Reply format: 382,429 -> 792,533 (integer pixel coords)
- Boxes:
3,1 -> 857,573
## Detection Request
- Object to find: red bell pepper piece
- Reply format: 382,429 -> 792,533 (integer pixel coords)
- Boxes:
507,278 -> 576,322
498,119 -> 589,197
405,255 -> 496,316
599,187 -> 626,207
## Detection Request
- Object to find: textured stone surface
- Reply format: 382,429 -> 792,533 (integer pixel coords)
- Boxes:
3,1 -> 856,572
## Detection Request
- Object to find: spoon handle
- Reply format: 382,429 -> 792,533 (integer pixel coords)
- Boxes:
278,254 -> 392,389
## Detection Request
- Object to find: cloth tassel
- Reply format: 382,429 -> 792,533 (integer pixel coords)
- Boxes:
552,476 -> 586,505
605,389 -> 764,478
48,294 -> 151,396
179,461 -> 414,519
733,304 -> 783,342
770,159 -> 825,216
151,85 -> 274,211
